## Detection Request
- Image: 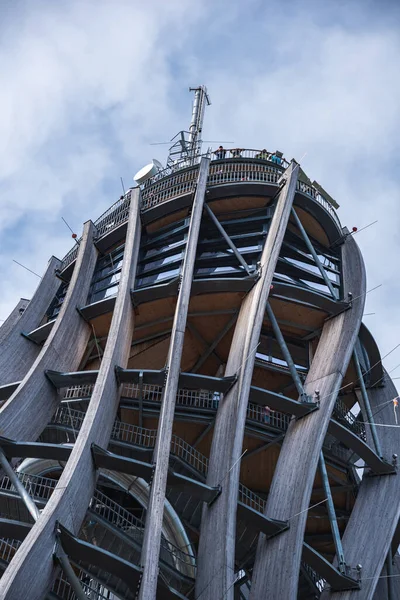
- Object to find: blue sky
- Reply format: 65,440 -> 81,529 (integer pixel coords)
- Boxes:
1,0 -> 400,375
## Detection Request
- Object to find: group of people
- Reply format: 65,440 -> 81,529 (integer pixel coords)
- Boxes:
213,146 -> 283,165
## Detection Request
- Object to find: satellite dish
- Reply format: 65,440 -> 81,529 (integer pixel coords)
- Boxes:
133,159 -> 163,184
153,159 -> 164,171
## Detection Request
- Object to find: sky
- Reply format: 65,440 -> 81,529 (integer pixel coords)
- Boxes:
1,0 -> 400,376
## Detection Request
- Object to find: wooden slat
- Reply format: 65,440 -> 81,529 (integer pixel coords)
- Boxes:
0,192 -> 141,600
0,257 -> 61,386
250,233 -> 366,600
0,222 -> 97,442
138,158 -> 210,600
196,161 -> 300,600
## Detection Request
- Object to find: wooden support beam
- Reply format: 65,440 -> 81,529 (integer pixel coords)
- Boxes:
327,419 -> 393,475
0,257 -> 61,386
0,222 -> 98,442
138,157 -> 210,600
321,371 -> 400,600
0,298 -> 29,343
196,161 -> 300,600
0,190 -> 141,600
250,234 -> 366,600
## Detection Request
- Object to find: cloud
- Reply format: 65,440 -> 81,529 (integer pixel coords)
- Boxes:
1,0 -> 400,376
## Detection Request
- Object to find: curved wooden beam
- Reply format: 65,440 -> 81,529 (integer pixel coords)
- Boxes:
0,222 -> 97,442
250,234 -> 366,600
138,158 -> 210,600
0,298 -> 29,343
0,191 -> 141,599
358,323 -> 382,387
321,371 -> 400,600
195,161 -> 299,600
0,257 -> 61,386
327,419 -> 393,475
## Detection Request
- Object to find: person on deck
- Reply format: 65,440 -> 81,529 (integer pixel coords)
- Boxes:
270,151 -> 283,165
230,148 -> 243,158
214,145 -> 226,160
255,149 -> 269,160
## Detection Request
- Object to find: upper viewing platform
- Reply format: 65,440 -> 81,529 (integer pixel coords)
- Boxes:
60,147 -> 342,272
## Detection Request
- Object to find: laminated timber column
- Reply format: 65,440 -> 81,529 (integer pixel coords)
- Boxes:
196,161 -> 299,600
138,157 -> 210,600
0,221 -> 97,442
0,298 -> 29,343
0,256 -> 61,385
0,189 -> 142,600
250,234 -> 366,600
321,371 -> 400,600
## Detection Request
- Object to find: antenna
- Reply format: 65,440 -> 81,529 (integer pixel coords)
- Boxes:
166,86 -> 211,170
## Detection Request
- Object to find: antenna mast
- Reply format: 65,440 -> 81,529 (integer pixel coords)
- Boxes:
167,86 -> 211,169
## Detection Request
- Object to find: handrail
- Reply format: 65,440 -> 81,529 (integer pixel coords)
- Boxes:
333,397 -> 366,441
301,561 -> 326,595
0,538 -> 21,565
0,469 -> 194,572
51,406 -> 266,514
59,150 -> 341,270
0,538 -> 116,600
63,382 -> 365,443
89,489 -> 195,571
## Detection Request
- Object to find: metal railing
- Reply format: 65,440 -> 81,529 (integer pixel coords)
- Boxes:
207,160 -> 282,186
141,167 -> 198,211
0,471 -> 57,501
63,382 -> 362,442
333,397 -> 366,441
89,489 -> 195,573
302,561 -> 326,595
0,537 -> 117,600
51,407 -> 266,515
62,388 -> 359,467
0,468 -> 195,576
52,569 -> 117,600
61,244 -> 80,272
94,191 -> 132,238
0,538 -> 21,565
60,149 -> 341,270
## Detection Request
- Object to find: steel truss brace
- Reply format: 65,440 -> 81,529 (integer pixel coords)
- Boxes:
290,207 -> 338,299
187,322 -> 224,370
204,203 -> 254,275
190,313 -> 238,373
319,451 -> 347,573
353,348 -> 382,458
0,448 -> 40,522
53,532 -> 88,600
265,302 -> 349,570
265,301 -> 311,403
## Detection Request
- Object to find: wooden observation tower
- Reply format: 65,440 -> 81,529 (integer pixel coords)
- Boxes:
0,87 -> 398,600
